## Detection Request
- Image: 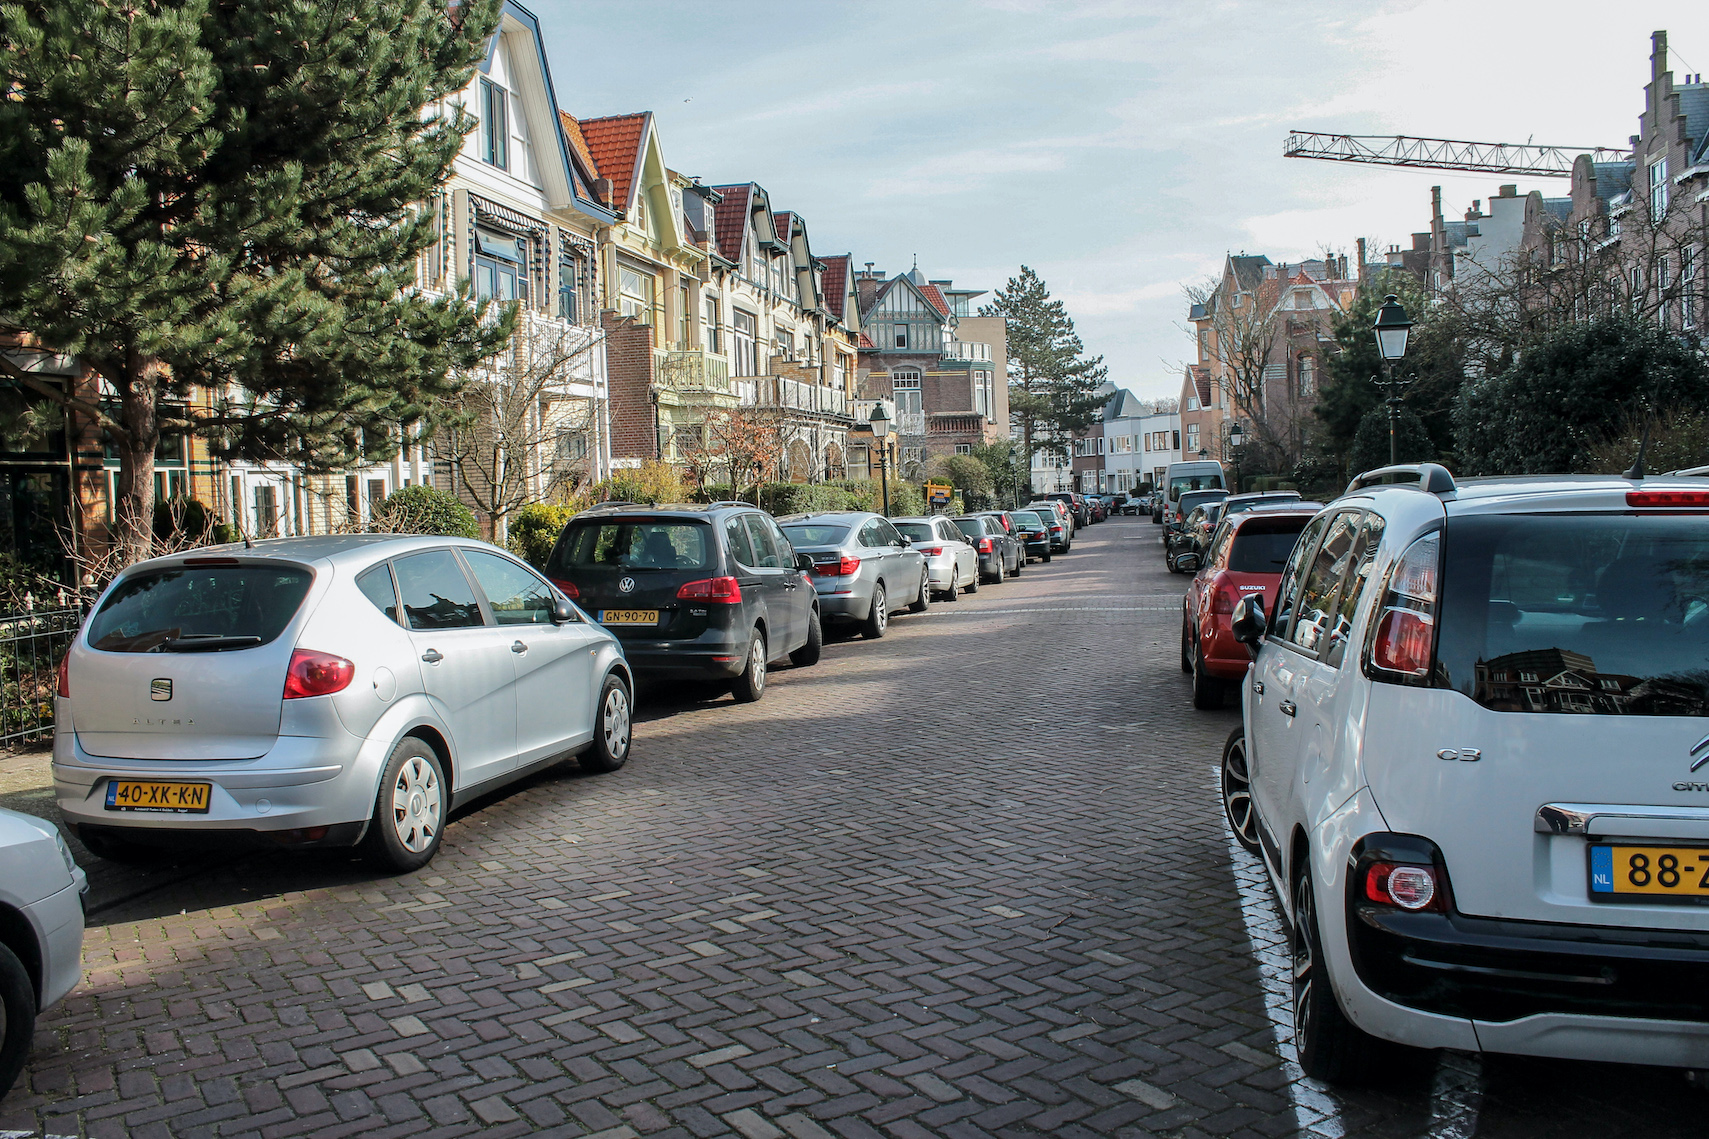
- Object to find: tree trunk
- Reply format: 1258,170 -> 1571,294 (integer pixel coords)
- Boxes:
113,364 -> 160,566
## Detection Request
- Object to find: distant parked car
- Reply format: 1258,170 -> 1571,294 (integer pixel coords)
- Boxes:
1009,510 -> 1053,562
1168,501 -> 1226,572
1027,501 -> 1075,552
57,534 -> 634,872
777,511 -> 929,639
1180,506 -> 1318,708
954,514 -> 1022,582
1164,489 -> 1228,570
1047,491 -> 1090,527
894,515 -> 979,600
1220,490 -> 1303,520
0,806 -> 86,1098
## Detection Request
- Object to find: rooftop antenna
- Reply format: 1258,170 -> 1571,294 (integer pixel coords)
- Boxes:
1623,419 -> 1650,480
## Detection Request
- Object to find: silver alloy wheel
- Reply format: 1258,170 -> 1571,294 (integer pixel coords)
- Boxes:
876,589 -> 888,631
389,754 -> 441,854
1222,736 -> 1258,849
749,635 -> 767,693
1291,873 -> 1317,1048
602,684 -> 631,758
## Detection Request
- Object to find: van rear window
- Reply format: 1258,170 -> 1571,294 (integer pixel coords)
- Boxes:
1228,520 -> 1310,573
89,565 -> 313,652
1436,515 -> 1709,716
551,520 -> 711,573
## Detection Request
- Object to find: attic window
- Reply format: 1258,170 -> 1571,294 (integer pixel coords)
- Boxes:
481,79 -> 508,170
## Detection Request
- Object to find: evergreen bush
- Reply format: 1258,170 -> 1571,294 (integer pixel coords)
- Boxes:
373,485 -> 479,538
507,502 -> 573,568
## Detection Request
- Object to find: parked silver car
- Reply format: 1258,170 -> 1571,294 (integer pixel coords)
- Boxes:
53,535 -> 633,872
893,515 -> 979,600
0,806 -> 86,1097
777,512 -> 929,638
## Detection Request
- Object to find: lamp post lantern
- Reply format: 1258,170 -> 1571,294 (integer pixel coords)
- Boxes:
869,403 -> 892,517
1227,421 -> 1245,493
1371,293 -> 1416,466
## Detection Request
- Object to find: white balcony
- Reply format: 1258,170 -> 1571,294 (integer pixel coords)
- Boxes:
941,340 -> 993,363
654,347 -> 733,393
742,375 -> 849,418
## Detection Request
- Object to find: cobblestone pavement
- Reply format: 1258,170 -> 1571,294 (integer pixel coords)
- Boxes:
3,516 -> 1708,1137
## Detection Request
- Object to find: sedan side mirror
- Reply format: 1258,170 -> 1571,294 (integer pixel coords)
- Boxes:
1174,552 -> 1200,573
1231,595 -> 1266,648
895,538 -> 912,548
794,551 -> 815,572
551,597 -> 578,624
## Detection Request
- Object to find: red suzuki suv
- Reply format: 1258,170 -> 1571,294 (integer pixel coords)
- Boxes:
1180,506 -> 1319,708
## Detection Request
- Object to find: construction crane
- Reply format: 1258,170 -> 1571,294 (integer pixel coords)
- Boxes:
1283,131 -> 1630,178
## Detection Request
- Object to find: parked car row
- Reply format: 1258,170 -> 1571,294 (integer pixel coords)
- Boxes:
1176,462 -> 1709,1084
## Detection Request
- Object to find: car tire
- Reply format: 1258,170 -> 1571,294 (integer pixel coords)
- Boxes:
1012,558 -> 1022,576
939,580 -> 958,601
966,570 -> 978,594
361,737 -> 447,873
1180,617 -> 1193,673
731,627 -> 768,702
580,672 -> 632,772
789,609 -> 823,667
1192,643 -> 1226,709
1291,862 -> 1380,1083
0,940 -> 36,1100
862,585 -> 889,638
1041,551 -> 1051,563
906,573 -> 929,614
1222,728 -> 1260,855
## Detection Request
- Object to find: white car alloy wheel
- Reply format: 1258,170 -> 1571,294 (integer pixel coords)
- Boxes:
601,684 -> 631,759
390,754 -> 441,854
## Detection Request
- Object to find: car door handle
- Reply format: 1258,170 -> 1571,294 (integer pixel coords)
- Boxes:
1278,700 -> 1296,718
511,641 -> 528,654
1252,681 -> 1264,695
420,649 -> 444,664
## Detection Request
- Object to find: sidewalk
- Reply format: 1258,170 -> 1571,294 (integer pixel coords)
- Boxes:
0,745 -> 55,822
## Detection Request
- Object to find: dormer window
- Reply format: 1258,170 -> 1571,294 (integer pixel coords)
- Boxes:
481,78 -> 508,170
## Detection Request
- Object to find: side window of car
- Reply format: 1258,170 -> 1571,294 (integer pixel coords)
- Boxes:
724,516 -> 756,568
762,516 -> 795,563
356,564 -> 400,624
743,515 -> 782,569
1287,511 -> 1361,656
1207,522 -> 1234,568
393,549 -> 486,631
1271,514 -> 1329,640
938,520 -> 959,542
461,549 -> 559,625
1324,513 -> 1387,668
876,519 -> 907,546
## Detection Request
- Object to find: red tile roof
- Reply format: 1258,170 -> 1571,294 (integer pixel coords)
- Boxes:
917,282 -> 951,317
820,255 -> 850,319
710,184 -> 752,263
858,332 -> 876,349
556,111 -> 600,188
1191,366 -> 1214,406
578,113 -> 649,212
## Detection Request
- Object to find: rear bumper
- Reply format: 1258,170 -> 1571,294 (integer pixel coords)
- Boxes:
1022,539 -> 1050,556
811,579 -> 876,622
1200,622 -> 1250,680
977,552 -> 1004,575
621,642 -> 749,678
925,555 -> 957,588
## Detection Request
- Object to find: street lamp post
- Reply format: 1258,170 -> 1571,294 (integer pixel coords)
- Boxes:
1371,293 -> 1416,466
869,403 -> 892,517
1227,421 -> 1245,493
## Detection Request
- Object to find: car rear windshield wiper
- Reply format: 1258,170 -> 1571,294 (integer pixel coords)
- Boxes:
157,635 -> 265,652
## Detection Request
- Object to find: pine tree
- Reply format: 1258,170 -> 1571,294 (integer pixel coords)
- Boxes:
0,0 -> 512,561
979,267 -> 1107,485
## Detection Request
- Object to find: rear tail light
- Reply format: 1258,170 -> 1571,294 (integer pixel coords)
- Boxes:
815,556 -> 861,576
1370,532 -> 1439,680
1211,586 -> 1238,615
57,651 -> 69,698
283,649 -> 355,699
977,537 -> 994,553
1628,490 -> 1709,508
677,576 -> 742,602
1363,861 -> 1441,911
550,578 -> 580,600
918,546 -> 943,556
1050,525 -> 1063,534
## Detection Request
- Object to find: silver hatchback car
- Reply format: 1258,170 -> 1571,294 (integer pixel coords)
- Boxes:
777,512 -> 929,639
53,535 -> 633,872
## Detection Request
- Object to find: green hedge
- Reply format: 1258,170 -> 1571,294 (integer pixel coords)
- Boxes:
373,485 -> 480,538
507,502 -> 573,568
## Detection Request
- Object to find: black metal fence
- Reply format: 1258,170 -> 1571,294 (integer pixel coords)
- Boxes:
0,604 -> 85,748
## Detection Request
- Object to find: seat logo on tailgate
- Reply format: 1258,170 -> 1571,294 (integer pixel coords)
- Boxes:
150,678 -> 172,702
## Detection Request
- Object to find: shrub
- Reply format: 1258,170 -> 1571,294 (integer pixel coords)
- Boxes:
1349,404 -> 1433,476
508,502 -> 573,568
373,485 -> 479,538
153,497 -> 214,543
592,461 -> 684,506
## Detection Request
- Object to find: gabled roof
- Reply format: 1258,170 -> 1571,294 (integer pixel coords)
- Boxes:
1103,389 -> 1147,421
556,111 -> 600,189
710,183 -> 754,263
820,255 -> 851,319
872,274 -> 951,319
918,282 -> 951,317
1187,366 -> 1214,406
578,112 -> 650,213
772,211 -> 794,242
1229,254 -> 1272,290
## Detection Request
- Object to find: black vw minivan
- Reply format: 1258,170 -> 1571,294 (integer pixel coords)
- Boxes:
545,503 -> 821,701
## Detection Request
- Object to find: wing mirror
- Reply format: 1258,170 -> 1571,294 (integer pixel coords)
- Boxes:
1231,595 -> 1266,649
551,597 -> 578,624
794,552 -> 815,572
895,537 -> 912,548
1174,552 -> 1200,573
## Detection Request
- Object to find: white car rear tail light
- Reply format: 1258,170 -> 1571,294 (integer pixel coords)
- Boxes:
1370,532 -> 1439,681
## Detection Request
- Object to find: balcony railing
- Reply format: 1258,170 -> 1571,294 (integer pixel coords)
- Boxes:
654,347 -> 732,393
896,411 -> 926,436
941,340 -> 993,363
743,375 -> 849,418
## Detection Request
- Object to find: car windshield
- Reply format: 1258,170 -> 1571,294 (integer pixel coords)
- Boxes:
894,522 -> 935,542
1228,519 -> 1311,573
781,524 -> 849,547
88,564 -> 314,652
1011,512 -> 1043,527
555,520 -> 711,571
1436,514 -> 1709,716
953,519 -> 984,538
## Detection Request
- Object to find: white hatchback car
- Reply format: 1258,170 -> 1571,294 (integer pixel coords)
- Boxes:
54,535 -> 632,872
892,515 -> 979,600
0,806 -> 85,1097
1222,465 -> 1709,1080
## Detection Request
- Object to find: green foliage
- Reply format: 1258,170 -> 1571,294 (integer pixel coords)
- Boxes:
373,485 -> 479,538
589,462 -> 685,507
1454,317 -> 1709,475
755,483 -> 868,516
152,497 -> 214,544
926,454 -> 994,497
0,0 -> 511,548
1246,476 -> 1301,493
1348,405 -> 1434,476
968,439 -> 1029,503
979,266 -> 1107,458
1585,407 -> 1709,475
507,502 -> 573,569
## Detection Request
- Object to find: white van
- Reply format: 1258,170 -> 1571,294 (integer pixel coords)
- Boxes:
1163,460 -> 1226,524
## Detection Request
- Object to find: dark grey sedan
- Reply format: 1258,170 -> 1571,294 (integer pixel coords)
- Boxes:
777,512 -> 929,639
953,514 -> 1022,583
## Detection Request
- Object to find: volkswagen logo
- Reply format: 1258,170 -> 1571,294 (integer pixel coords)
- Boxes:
618,577 -> 636,594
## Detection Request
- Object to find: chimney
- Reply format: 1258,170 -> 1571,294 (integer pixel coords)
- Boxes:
1356,237 -> 1367,283
593,177 -> 613,204
1498,184 -> 1518,198
1653,30 -> 1667,83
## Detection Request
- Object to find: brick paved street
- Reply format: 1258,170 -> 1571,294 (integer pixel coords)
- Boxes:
4,516 -> 1709,1138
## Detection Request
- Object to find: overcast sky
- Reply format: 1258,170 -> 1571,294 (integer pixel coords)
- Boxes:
534,0 -> 1709,401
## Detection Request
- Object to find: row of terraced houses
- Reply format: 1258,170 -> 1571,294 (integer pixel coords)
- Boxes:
0,1 -> 1008,580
